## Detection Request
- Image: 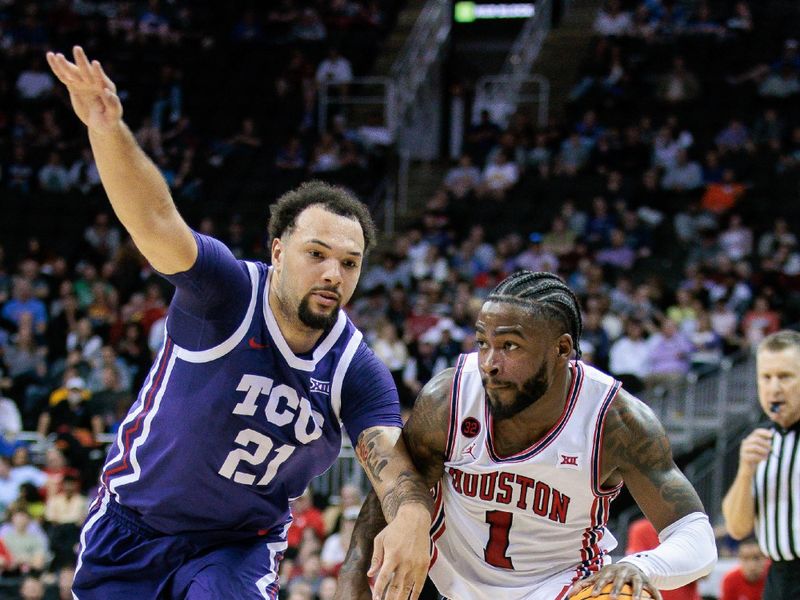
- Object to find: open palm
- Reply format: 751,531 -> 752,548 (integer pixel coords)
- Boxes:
46,46 -> 122,134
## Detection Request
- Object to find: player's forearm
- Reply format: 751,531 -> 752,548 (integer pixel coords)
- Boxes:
358,428 -> 433,521
89,122 -> 173,235
722,469 -> 756,539
619,512 -> 717,590
88,122 -> 195,273
339,490 -> 385,579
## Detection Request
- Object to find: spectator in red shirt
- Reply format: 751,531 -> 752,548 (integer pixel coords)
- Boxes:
741,296 -> 781,347
287,487 -> 325,549
720,537 -> 768,600
626,517 -> 702,600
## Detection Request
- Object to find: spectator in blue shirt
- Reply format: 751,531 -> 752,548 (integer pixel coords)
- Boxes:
1,280 -> 47,334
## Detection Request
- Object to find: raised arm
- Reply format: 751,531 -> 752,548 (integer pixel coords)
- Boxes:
46,46 -> 196,275
570,390 -> 716,600
338,368 -> 452,600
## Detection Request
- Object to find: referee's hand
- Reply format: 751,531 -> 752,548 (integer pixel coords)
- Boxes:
739,428 -> 773,471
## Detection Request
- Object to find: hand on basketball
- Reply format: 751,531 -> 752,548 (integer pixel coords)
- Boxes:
368,504 -> 431,600
46,46 -> 123,135
567,563 -> 662,600
739,428 -> 773,472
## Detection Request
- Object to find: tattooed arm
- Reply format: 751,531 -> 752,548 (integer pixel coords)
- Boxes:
602,390 -> 704,529
337,369 -> 453,600
570,390 -> 715,600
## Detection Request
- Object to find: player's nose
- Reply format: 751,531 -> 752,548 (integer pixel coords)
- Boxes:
321,259 -> 343,285
479,349 -> 500,376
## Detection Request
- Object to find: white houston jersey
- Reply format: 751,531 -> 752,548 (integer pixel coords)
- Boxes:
428,354 -> 623,600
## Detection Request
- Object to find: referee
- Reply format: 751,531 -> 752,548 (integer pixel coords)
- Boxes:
722,330 -> 800,599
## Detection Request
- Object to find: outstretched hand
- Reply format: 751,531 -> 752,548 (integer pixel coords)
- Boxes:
368,505 -> 431,600
46,46 -> 122,134
567,563 -> 662,600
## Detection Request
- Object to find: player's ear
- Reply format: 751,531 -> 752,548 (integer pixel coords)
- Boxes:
271,237 -> 283,267
556,334 -> 573,360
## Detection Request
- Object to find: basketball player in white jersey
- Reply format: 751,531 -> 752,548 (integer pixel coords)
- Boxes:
336,272 -> 717,600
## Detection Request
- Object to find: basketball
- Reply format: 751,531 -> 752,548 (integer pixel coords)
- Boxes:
569,583 -> 655,599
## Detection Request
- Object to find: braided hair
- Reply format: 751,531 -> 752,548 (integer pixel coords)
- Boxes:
486,271 -> 583,358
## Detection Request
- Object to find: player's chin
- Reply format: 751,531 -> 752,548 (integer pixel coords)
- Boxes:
312,304 -> 339,317
486,392 -> 514,412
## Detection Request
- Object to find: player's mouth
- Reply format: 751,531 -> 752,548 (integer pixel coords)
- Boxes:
485,381 -> 513,390
311,290 -> 340,307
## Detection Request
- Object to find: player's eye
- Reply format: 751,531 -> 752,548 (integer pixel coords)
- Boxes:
475,339 -> 488,349
504,342 -> 519,351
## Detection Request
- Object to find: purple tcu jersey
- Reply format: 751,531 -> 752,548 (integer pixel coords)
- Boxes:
99,233 -> 400,538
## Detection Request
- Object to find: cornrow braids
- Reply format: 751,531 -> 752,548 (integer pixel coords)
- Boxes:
487,270 -> 583,358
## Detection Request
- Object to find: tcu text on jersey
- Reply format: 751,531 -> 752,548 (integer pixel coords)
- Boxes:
218,374 -> 325,486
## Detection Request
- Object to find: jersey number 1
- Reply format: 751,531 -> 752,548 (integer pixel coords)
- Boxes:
484,510 -> 514,569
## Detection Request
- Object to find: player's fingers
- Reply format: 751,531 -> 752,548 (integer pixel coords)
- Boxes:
591,572 -> 614,595
45,52 -> 69,84
371,565 -> 393,600
73,45 -> 93,79
609,576 -> 628,599
645,585 -> 662,600
367,535 -> 385,578
47,52 -> 80,85
566,576 -> 594,596
92,60 -> 117,93
630,578 -> 644,600
410,563 -> 427,600
390,562 -> 421,600
384,579 -> 414,600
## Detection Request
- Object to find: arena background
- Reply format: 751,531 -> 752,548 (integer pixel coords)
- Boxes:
1,0 -> 799,598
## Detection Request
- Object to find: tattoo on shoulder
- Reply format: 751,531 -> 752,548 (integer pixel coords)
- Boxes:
603,391 -> 673,473
402,368 -> 454,486
603,390 -> 703,517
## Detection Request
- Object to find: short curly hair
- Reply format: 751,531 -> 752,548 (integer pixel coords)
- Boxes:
267,181 -> 377,253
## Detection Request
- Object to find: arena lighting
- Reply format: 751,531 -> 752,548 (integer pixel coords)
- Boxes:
454,2 -> 536,22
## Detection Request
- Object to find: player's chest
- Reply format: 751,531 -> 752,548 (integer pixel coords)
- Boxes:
164,353 -> 339,447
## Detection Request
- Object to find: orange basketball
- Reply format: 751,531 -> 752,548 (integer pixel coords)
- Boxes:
569,583 -> 655,599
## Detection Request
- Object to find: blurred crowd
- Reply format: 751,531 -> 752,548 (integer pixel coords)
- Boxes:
0,0 -> 799,598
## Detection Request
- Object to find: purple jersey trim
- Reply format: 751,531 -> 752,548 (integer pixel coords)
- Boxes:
161,232 -> 252,351
340,342 -> 402,444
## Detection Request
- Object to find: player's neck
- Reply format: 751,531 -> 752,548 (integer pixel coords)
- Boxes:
267,284 -> 324,354
492,367 -> 572,455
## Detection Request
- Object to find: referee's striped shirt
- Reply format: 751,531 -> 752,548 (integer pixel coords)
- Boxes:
754,422 -> 800,561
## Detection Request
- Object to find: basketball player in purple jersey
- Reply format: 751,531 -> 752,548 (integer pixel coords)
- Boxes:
46,47 -> 432,600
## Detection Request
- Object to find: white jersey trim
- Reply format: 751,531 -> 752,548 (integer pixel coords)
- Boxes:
255,522 -> 290,599
262,267 -> 347,372
330,330 -> 363,422
73,491 -> 110,599
171,261 -> 260,363
444,354 -> 469,462
109,351 -> 178,498
590,380 -> 624,498
101,334 -> 169,495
